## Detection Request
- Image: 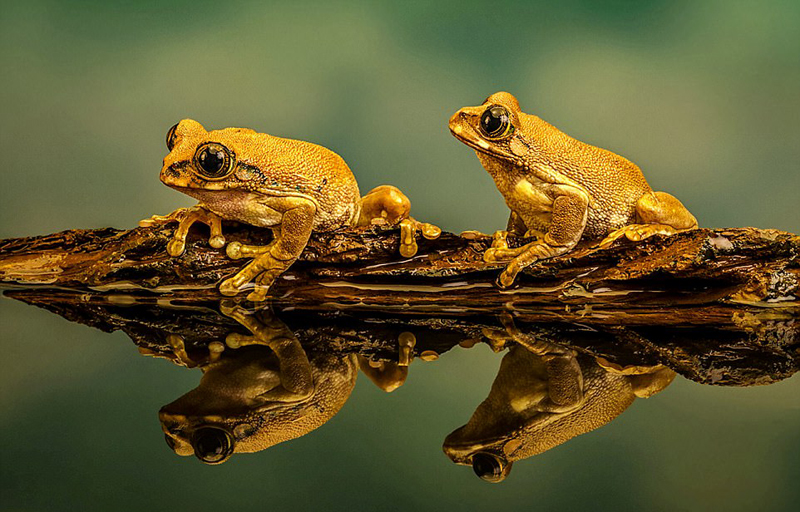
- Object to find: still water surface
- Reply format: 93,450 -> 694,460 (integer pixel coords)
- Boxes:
1,294 -> 798,512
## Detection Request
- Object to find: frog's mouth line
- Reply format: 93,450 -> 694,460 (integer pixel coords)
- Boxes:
449,124 -> 521,164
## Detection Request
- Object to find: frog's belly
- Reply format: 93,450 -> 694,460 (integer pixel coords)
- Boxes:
187,190 -> 282,227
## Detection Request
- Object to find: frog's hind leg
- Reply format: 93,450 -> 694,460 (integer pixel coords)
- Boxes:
596,191 -> 697,250
357,185 -> 441,258
219,199 -> 315,302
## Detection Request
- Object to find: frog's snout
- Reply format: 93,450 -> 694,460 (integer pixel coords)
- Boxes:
449,109 -> 474,138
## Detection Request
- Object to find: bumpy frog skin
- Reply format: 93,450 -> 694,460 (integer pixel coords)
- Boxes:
159,303 -> 359,464
156,303 -> 415,464
443,322 -> 675,483
141,119 -> 440,301
449,92 -> 698,287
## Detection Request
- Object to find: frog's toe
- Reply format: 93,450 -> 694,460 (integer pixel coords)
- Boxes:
166,238 -> 186,257
219,277 -> 241,297
400,239 -> 419,258
226,242 -> 244,259
484,247 -> 518,263
490,230 -> 510,249
497,267 -> 518,289
246,286 -> 269,302
420,222 -> 442,240
209,234 -> 226,249
225,332 -> 253,349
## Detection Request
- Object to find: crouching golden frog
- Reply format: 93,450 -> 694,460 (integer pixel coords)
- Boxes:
444,323 -> 676,482
450,92 -> 697,287
157,302 -> 414,464
141,119 -> 440,301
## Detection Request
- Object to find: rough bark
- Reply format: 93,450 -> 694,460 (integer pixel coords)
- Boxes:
1,223 -> 798,386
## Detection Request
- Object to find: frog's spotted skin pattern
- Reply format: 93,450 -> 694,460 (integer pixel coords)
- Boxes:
449,92 -> 697,287
143,119 -> 440,301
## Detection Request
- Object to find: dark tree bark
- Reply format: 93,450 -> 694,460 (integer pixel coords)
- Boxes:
1,223 -> 799,386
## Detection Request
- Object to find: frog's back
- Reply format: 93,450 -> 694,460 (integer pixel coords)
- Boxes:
225,129 -> 362,230
524,114 -> 652,236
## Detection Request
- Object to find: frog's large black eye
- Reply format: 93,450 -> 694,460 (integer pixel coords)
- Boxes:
191,426 -> 234,465
471,452 -> 508,483
166,122 -> 179,150
194,142 -> 234,179
479,105 -> 513,139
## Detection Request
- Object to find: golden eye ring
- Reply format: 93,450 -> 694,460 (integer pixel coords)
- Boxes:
479,105 -> 514,139
193,142 -> 235,180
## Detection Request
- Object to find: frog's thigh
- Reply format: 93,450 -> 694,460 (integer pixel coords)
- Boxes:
637,191 -> 698,230
598,192 -> 697,249
498,193 -> 588,287
628,367 -> 677,398
357,185 -> 410,226
219,199 -> 316,299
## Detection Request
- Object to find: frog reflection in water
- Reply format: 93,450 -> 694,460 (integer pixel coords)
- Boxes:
444,322 -> 676,482
450,92 -> 697,287
158,303 -> 413,464
141,120 -> 440,302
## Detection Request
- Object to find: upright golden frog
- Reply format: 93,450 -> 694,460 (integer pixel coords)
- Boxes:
450,92 -> 697,287
142,119 -> 440,301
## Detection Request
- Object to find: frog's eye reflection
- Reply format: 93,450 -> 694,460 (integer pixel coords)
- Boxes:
194,142 -> 234,179
471,452 -> 508,483
479,105 -> 513,139
165,122 -> 179,150
191,426 -> 234,465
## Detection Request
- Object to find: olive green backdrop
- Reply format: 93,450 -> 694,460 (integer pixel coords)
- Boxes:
1,1 -> 798,511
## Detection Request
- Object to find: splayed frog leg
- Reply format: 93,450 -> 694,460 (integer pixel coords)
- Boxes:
597,191 -> 698,250
220,301 -> 314,402
487,192 -> 588,288
219,199 -> 315,302
356,185 -> 441,258
139,204 -> 225,256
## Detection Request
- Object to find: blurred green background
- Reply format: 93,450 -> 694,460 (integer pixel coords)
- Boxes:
1,0 -> 798,511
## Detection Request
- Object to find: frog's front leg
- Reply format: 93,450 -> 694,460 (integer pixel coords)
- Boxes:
357,185 -> 441,258
219,198 -> 315,302
597,191 -> 697,250
220,301 -> 314,402
139,204 -> 225,257
486,190 -> 589,288
484,314 -> 585,412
